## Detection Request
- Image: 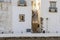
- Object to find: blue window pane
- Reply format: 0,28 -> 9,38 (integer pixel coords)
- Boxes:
20,0 -> 25,4
26,29 -> 31,32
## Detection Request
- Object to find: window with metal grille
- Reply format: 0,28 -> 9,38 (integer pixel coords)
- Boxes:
49,1 -> 57,12
26,29 -> 31,32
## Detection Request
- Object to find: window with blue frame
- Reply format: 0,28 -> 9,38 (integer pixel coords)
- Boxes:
18,0 -> 27,6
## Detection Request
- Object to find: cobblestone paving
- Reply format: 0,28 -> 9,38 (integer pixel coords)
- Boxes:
0,37 -> 60,40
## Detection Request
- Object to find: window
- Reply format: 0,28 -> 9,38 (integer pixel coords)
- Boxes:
0,0 -> 11,11
19,14 -> 25,22
18,0 -> 27,6
26,29 -> 31,32
49,1 -> 57,12
50,1 -> 56,7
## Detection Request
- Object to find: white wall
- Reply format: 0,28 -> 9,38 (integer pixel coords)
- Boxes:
12,0 -> 32,34
41,0 -> 60,33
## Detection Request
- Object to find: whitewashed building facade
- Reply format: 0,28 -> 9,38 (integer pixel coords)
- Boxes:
0,0 -> 60,35
41,0 -> 60,33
